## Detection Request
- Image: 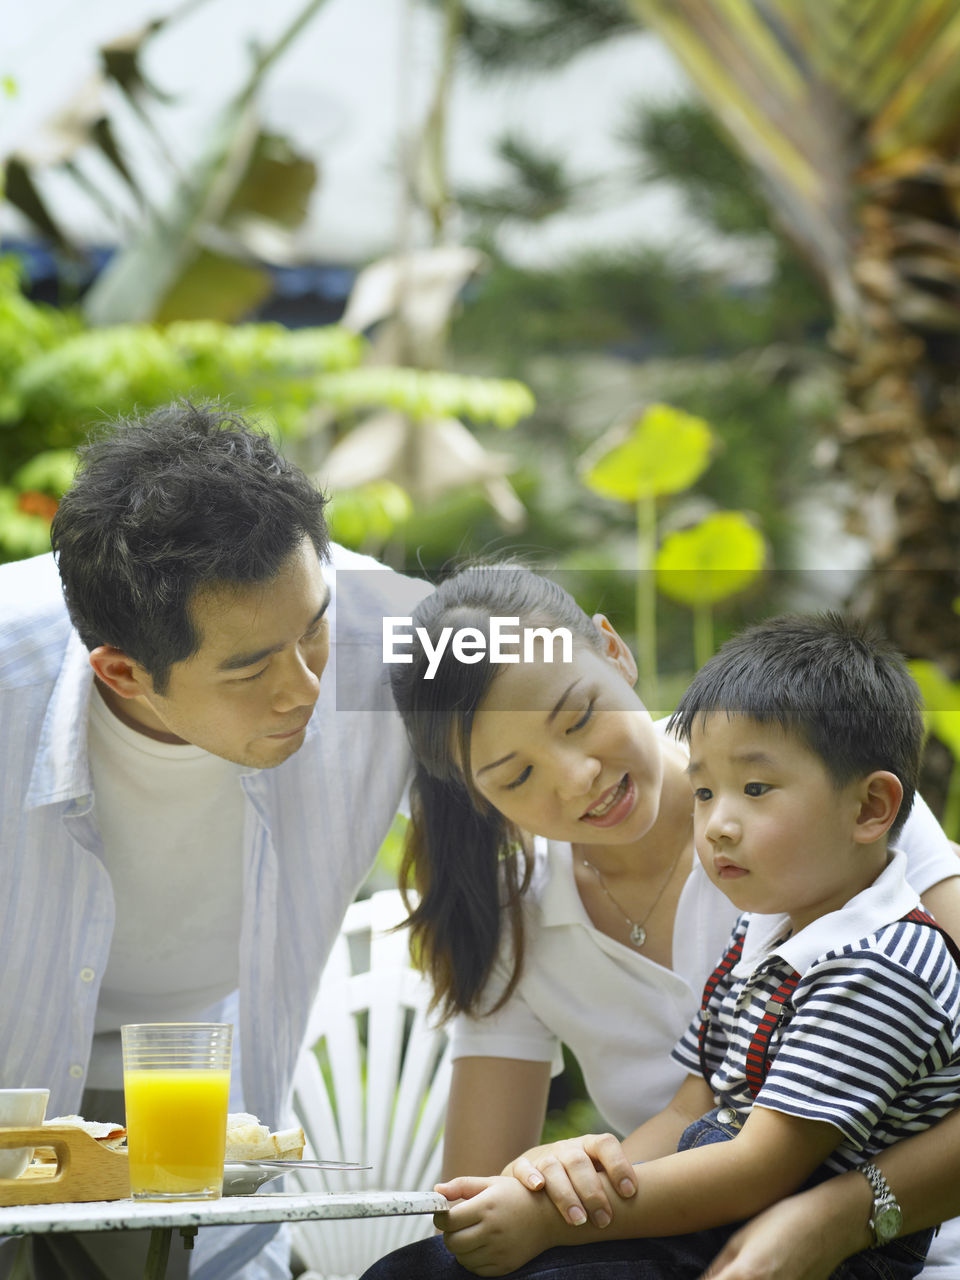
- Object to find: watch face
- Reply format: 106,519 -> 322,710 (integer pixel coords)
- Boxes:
875,1204 -> 903,1243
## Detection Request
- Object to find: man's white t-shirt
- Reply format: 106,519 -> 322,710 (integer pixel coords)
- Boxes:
86,684 -> 246,1088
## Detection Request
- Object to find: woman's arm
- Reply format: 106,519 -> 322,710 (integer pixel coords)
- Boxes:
921,873 -> 960,940
441,1056 -> 552,1180
702,1106 -> 960,1280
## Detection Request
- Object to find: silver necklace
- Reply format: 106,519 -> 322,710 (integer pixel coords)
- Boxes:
582,845 -> 685,948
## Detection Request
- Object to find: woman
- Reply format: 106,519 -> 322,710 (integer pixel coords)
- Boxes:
381,566 -> 960,1278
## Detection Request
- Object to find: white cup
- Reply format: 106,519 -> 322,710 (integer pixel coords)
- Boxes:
0,1088 -> 50,1180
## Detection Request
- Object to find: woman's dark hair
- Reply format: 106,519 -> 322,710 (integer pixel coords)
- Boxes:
668,611 -> 924,839
51,401 -> 329,692
390,565 -> 606,1020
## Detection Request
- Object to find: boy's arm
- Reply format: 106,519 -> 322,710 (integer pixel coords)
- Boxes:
704,1104 -> 960,1280
438,1106 -> 842,1274
501,1073 -> 716,1227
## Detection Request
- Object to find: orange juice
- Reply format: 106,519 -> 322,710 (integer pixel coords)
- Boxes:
124,1068 -> 230,1198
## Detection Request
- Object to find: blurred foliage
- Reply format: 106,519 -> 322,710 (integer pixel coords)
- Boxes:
313,367 -> 534,427
0,255 -> 537,560
458,134 -> 579,223
909,661 -> 960,841
656,511 -> 766,608
326,482 -> 414,555
657,510 -> 767,668
433,0 -> 837,714
581,404 -> 713,502
453,0 -> 638,71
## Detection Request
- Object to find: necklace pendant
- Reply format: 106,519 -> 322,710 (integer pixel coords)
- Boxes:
629,923 -> 647,947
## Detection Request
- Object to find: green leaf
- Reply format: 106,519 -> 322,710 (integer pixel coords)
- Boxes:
13,450 -> 78,496
908,660 -> 960,757
83,0 -> 330,324
581,403 -> 713,501
326,481 -> 413,548
0,489 -> 56,560
655,511 -> 766,605
313,368 -> 535,426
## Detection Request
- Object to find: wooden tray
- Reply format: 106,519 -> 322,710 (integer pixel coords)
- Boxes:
0,1127 -> 129,1205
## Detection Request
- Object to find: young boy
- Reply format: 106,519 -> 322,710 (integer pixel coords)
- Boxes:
387,613 -> 960,1280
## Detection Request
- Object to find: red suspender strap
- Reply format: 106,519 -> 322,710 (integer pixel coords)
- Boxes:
900,907 -> 960,969
697,933 -> 744,1086
699,909 -> 960,1101
743,970 -> 801,1097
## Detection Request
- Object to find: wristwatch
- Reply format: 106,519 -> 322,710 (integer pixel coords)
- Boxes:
859,1162 -> 903,1247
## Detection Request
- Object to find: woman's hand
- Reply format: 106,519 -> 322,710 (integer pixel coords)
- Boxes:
700,1189 -> 866,1280
506,1133 -> 638,1229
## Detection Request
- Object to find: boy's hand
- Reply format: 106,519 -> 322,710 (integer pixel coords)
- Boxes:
507,1133 -> 637,1229
433,1174 -> 560,1275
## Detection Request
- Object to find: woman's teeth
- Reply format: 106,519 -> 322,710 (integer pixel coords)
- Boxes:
584,775 -> 628,819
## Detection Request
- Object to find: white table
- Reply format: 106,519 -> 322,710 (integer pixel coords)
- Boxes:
0,1190 -> 449,1279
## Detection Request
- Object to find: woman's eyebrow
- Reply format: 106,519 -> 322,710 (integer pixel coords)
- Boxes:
476,679 -> 584,777
476,750 -> 516,777
546,678 -> 582,724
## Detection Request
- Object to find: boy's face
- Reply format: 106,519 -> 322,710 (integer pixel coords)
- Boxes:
98,536 -> 331,769
686,713 -> 881,932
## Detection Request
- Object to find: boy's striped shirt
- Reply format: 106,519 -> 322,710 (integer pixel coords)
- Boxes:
673,893 -> 960,1172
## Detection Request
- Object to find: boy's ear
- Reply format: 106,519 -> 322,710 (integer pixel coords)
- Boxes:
852,771 -> 904,845
591,614 -> 638,686
89,645 -> 152,700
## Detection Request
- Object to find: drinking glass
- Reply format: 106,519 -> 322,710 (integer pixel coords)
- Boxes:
121,1022 -> 232,1200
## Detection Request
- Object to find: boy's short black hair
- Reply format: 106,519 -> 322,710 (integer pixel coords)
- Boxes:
667,612 -> 924,839
51,400 -> 329,693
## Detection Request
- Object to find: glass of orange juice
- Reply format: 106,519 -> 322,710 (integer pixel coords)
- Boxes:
121,1022 -> 232,1200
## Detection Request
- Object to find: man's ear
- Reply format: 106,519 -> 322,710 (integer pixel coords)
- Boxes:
852,771 -> 904,844
89,645 -> 152,700
591,614 -> 638,686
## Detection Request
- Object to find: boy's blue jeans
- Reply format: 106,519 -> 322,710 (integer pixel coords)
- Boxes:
358,1109 -> 933,1280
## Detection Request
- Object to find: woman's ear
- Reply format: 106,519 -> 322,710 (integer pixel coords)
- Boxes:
591,614 -> 638,686
852,771 -> 904,845
89,645 -> 152,700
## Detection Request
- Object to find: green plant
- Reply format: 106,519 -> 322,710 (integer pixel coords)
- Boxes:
580,403 -> 714,710
908,661 -> 960,840
656,511 -> 766,670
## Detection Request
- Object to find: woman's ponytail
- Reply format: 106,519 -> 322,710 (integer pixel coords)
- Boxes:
400,763 -> 530,1020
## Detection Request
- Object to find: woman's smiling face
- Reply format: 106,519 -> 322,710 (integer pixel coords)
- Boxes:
466,622 -> 666,845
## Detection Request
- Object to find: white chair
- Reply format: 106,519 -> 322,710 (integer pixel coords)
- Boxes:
289,889 -> 452,1280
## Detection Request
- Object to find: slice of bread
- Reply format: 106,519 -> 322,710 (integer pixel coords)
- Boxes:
43,1116 -> 126,1148
224,1113 -> 304,1161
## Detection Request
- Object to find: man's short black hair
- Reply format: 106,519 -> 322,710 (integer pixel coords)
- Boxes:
51,401 -> 329,692
667,612 -> 924,839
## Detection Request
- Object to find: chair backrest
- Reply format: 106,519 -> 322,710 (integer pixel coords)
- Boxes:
288,889 -> 452,1279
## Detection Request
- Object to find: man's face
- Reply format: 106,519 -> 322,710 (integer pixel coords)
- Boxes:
110,537 -> 331,768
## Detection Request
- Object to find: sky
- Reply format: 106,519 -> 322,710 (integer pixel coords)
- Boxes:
0,0 -> 713,268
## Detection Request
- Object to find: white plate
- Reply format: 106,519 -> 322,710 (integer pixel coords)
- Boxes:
221,1162 -> 288,1196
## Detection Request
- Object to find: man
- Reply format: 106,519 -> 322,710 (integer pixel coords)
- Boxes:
0,402 -> 426,1279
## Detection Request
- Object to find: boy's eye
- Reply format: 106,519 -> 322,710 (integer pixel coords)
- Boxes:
505,765 -> 532,791
693,787 -> 713,803
567,699 -> 595,733
744,781 -> 770,797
